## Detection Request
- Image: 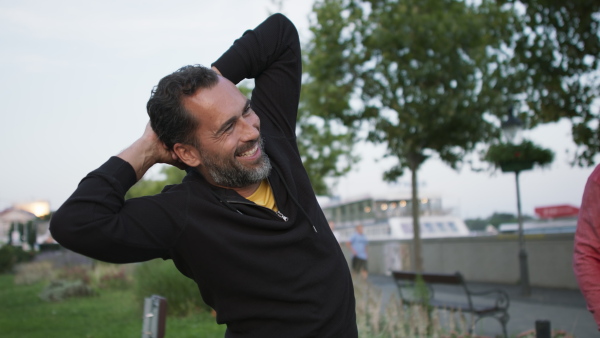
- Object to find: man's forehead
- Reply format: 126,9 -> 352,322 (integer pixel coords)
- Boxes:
183,77 -> 247,127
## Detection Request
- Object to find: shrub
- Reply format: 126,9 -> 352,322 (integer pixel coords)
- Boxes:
14,261 -> 55,285
0,245 -> 35,274
91,262 -> 133,290
133,259 -> 211,317
55,265 -> 92,285
39,279 -> 97,302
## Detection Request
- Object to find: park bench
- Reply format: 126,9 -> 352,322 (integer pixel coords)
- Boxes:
391,270 -> 510,338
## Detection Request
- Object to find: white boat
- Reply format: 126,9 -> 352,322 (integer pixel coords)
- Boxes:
320,194 -> 470,242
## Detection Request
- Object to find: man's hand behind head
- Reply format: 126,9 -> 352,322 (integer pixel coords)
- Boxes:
118,122 -> 187,181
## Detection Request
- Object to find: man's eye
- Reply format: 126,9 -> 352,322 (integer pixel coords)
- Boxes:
243,101 -> 252,115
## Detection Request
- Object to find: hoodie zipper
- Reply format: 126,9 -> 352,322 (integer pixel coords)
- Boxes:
276,210 -> 289,221
227,200 -> 289,222
210,167 -> 318,233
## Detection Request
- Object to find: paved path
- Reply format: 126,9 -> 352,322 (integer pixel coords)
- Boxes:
368,274 -> 597,337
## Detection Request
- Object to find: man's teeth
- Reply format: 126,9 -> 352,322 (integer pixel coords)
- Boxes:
239,145 -> 258,157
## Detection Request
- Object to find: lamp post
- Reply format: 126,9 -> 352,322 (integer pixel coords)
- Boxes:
501,108 -> 531,296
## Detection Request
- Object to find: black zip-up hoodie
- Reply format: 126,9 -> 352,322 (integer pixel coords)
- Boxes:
50,14 -> 357,338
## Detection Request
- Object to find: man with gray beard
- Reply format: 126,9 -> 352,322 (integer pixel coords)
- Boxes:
50,13 -> 357,338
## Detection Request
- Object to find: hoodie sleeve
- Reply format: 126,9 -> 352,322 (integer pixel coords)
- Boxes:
50,157 -> 183,263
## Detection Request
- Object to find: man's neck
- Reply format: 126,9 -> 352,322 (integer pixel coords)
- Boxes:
231,182 -> 262,198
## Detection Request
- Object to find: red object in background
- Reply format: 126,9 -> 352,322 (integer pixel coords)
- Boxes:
535,204 -> 580,219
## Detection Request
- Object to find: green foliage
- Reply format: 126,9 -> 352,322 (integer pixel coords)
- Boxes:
465,212 -> 534,230
55,265 -> 92,285
306,0 -> 515,271
354,276 -> 471,337
25,221 -> 37,249
14,261 -> 54,285
413,275 -> 431,304
126,165 -> 186,199
517,328 -> 575,338
502,0 -> 600,166
38,279 -> 97,302
295,111 -> 358,195
0,245 -> 35,274
307,0 -> 512,176
464,219 -> 490,232
484,140 -> 554,172
133,259 -> 210,316
92,263 -> 133,290
299,0 -> 362,195
0,274 -> 225,338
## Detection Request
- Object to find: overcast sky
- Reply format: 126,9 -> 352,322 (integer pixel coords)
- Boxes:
0,0 -> 596,219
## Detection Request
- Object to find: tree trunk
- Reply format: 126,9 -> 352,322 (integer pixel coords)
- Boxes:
411,167 -> 423,272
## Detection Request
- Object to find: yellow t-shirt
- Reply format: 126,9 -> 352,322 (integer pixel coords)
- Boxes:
246,179 -> 278,212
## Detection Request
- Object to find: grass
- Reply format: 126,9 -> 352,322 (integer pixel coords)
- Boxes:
1,263 -> 474,338
6,257 -> 574,338
0,273 -> 226,338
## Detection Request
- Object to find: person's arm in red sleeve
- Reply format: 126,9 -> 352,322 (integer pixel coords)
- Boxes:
574,164 -> 600,330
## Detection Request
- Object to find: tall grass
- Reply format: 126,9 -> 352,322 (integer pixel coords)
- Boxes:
133,258 -> 212,316
1,265 -> 225,337
354,276 -> 472,338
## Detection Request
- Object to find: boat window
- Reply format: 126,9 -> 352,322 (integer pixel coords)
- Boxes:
447,222 -> 458,232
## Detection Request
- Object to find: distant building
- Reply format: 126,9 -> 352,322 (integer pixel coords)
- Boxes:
0,201 -> 52,245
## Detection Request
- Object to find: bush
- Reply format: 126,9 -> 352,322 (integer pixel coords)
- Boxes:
133,259 -> 211,316
0,245 -> 35,274
91,262 -> 133,290
39,279 -> 97,302
14,261 -> 55,285
55,265 -> 92,285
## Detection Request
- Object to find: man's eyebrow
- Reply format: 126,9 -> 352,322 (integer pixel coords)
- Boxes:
215,115 -> 238,136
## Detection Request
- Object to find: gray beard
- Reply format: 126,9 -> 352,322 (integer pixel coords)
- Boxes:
198,138 -> 272,188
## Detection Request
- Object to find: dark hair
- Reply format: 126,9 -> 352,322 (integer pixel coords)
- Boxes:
147,65 -> 219,149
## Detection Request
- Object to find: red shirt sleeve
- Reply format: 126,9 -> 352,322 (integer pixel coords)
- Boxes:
574,164 -> 600,330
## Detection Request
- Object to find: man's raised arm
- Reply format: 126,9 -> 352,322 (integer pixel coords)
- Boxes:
49,124 -> 185,263
212,13 -> 302,136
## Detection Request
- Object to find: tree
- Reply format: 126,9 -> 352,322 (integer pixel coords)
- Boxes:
299,44 -> 359,195
305,0 -> 516,271
465,212 -> 534,230
501,0 -> 600,165
295,108 -> 358,195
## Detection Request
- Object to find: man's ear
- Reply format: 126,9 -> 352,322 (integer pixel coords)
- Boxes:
173,143 -> 202,167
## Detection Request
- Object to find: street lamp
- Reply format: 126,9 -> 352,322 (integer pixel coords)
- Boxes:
501,108 -> 523,144
501,107 -> 531,297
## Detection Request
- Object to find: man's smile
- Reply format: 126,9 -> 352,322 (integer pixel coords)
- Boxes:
237,143 -> 259,157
